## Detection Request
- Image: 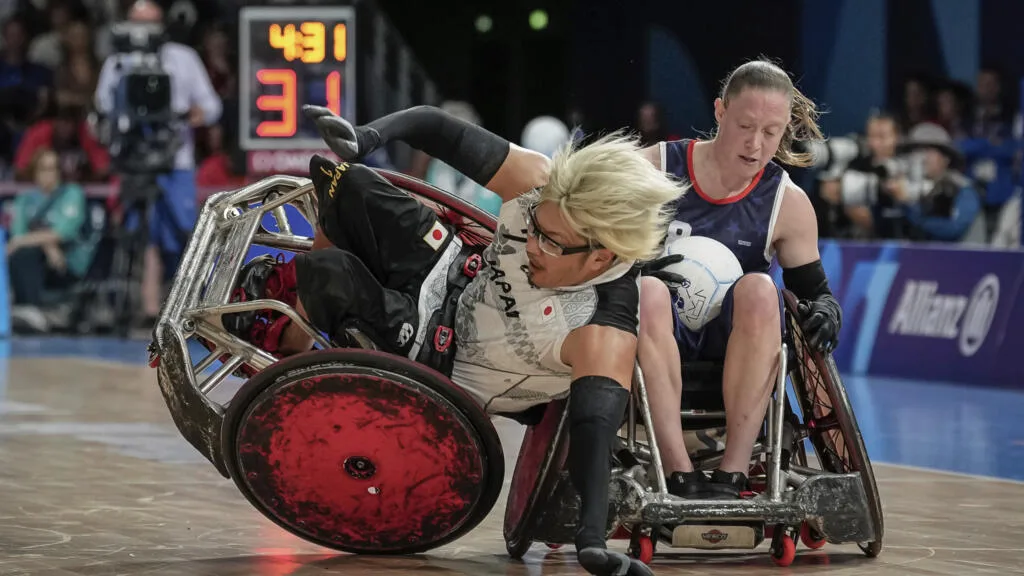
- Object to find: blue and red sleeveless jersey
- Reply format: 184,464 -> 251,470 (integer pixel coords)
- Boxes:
661,139 -> 792,274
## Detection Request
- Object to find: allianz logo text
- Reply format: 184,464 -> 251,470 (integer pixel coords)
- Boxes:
886,274 -> 1000,357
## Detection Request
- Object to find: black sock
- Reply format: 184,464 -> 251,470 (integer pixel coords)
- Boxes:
568,376 -> 630,551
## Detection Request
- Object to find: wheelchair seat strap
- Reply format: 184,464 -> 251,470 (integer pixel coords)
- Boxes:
415,243 -> 482,377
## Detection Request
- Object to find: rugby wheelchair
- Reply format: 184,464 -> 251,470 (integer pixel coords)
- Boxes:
148,169 -> 883,567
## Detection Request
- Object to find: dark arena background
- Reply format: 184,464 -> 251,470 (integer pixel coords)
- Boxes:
0,0 -> 1021,574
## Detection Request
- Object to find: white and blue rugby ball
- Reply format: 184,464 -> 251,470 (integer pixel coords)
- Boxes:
660,235 -> 744,331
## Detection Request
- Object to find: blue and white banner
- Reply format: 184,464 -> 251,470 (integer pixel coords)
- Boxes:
775,241 -> 1024,387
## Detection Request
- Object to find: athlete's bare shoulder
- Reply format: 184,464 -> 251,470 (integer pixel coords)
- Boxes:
641,143 -> 662,170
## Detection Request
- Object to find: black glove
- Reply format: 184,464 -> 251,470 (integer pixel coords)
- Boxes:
797,294 -> 842,353
302,105 -> 380,161
639,254 -> 686,286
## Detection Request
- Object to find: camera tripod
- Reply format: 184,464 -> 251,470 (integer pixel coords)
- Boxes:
75,173 -> 187,338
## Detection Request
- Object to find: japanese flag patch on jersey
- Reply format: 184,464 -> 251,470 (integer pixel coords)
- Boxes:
539,297 -> 558,323
423,220 -> 449,251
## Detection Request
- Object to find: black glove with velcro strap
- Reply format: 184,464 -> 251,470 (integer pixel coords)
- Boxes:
303,105 -> 377,161
639,253 -> 686,286
797,293 -> 841,353
783,260 -> 842,353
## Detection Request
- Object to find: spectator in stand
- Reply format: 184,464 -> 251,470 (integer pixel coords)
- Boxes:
959,67 -> 1021,224
818,112 -> 908,239
94,0 -> 221,327
899,75 -> 933,131
199,23 -> 236,103
26,0 -> 86,70
0,14 -> 54,170
636,102 -> 670,148
14,104 -> 110,183
195,123 -> 243,188
6,147 -> 92,333
53,21 -> 99,112
934,79 -> 971,140
894,123 -> 983,243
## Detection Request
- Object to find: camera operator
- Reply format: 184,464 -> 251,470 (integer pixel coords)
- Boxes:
93,0 -> 221,327
815,112 -> 914,239
892,122 -> 984,243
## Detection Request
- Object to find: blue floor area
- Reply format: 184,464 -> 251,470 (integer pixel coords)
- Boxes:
2,336 -> 1022,482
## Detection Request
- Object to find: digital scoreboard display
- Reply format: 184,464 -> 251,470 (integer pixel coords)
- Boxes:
239,6 -> 356,150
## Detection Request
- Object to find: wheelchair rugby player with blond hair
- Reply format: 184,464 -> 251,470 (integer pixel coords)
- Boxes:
223,103 -> 683,576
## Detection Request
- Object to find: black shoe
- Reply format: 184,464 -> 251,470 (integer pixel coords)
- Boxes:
705,469 -> 748,500
666,470 -> 708,499
577,547 -> 653,576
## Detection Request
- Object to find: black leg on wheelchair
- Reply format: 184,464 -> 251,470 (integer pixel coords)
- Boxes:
568,377 -> 653,576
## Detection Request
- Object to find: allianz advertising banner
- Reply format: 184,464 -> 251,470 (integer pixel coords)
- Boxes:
776,241 -> 1024,387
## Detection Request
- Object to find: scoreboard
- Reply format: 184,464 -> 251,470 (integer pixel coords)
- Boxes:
239,6 -> 356,151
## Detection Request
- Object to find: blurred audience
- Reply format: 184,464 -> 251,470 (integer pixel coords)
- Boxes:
960,67 -> 1020,224
819,112 -> 906,239
53,21 -> 98,111
14,104 -> 109,182
0,14 -> 54,170
7,147 -> 92,333
812,67 -> 1021,248
521,115 -> 570,159
899,122 -> 984,243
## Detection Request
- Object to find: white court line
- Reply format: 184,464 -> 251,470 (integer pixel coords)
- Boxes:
873,460 -> 1024,486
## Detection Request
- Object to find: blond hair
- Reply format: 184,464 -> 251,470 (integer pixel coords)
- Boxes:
720,58 -> 824,167
540,131 -> 683,262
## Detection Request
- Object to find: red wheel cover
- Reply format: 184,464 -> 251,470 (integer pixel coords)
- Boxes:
233,371 -> 486,552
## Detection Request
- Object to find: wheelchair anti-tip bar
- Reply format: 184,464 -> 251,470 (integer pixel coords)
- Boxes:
154,175 -> 332,391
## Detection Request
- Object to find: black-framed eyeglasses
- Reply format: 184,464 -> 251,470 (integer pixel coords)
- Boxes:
526,202 -> 602,257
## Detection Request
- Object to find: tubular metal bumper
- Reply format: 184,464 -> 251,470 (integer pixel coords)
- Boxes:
150,176 -> 329,476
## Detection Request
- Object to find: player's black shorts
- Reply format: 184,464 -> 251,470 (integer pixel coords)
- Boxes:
294,157 -> 456,353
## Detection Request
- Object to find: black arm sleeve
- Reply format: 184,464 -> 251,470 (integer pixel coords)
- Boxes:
359,105 -> 511,187
782,259 -> 833,301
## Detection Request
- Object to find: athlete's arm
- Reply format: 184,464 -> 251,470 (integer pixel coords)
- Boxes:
773,184 -> 842,352
561,324 -> 637,388
773,184 -> 821,269
304,104 -> 549,202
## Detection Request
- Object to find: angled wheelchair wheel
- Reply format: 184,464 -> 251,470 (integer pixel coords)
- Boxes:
782,290 -> 884,558
221,349 -> 504,555
503,399 -> 571,559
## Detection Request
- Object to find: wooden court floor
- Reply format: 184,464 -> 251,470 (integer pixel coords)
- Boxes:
0,355 -> 1022,575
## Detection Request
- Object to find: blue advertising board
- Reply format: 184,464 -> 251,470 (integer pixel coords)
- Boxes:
775,241 -> 1024,387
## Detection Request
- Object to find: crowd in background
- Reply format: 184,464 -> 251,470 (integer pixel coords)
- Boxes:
1,0 -> 1022,336
813,69 -> 1022,248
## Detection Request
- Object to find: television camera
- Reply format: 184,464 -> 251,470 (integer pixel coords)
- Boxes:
85,21 -> 189,336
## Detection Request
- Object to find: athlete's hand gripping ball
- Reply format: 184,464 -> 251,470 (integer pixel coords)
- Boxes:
303,105 -> 374,161
639,254 -> 686,286
797,295 -> 842,353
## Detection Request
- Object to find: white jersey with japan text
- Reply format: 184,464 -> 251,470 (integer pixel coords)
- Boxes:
451,190 -> 641,414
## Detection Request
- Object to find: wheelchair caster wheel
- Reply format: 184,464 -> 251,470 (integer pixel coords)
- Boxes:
771,534 -> 796,567
628,535 -> 654,564
800,523 -> 826,550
